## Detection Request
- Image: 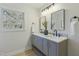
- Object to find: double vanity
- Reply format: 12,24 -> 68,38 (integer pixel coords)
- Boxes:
31,9 -> 66,56
31,33 -> 68,56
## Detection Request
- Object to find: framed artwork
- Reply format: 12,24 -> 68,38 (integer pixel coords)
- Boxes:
0,8 -> 24,32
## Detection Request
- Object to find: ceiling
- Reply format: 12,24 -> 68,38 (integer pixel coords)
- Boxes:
0,3 -> 50,9
24,3 -> 50,9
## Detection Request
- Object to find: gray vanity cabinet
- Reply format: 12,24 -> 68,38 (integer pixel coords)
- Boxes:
35,36 -> 43,51
48,40 -> 58,56
31,35 -> 36,46
42,38 -> 48,55
32,35 -> 43,52
32,34 -> 67,56
48,40 -> 67,56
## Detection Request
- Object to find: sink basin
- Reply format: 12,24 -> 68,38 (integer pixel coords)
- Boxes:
49,36 -> 67,43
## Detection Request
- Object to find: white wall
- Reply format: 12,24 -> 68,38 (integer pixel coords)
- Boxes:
43,3 -> 79,56
0,4 -> 40,55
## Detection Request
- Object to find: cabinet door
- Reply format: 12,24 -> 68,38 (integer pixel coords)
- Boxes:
32,35 -> 39,47
35,36 -> 43,52
48,41 -> 57,56
42,38 -> 48,55
31,35 -> 35,46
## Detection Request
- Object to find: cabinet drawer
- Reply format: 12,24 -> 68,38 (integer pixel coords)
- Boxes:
31,35 -> 35,45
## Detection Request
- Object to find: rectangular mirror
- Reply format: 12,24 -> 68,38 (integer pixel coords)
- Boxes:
39,16 -> 46,33
46,14 -> 51,33
39,15 -> 51,33
51,9 -> 65,31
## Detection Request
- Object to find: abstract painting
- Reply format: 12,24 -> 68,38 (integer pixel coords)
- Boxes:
0,8 -> 24,31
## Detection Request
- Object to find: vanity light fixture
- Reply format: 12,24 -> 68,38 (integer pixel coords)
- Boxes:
41,3 -> 55,16
41,3 -> 54,12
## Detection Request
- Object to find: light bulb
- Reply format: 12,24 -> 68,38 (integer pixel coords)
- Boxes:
49,5 -> 53,13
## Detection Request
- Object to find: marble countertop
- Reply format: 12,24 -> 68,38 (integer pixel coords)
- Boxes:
32,33 -> 68,43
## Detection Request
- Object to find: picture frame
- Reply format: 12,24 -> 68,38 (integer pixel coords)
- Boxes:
0,8 -> 24,32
